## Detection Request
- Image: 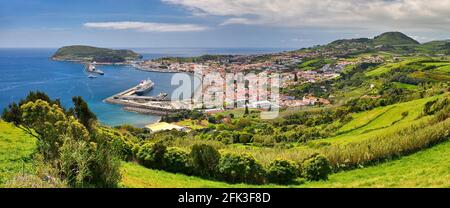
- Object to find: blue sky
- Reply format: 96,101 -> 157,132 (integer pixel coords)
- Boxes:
1,0 -> 449,48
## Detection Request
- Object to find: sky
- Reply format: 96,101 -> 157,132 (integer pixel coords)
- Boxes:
0,0 -> 450,48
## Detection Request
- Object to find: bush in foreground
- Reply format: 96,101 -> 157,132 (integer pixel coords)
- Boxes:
164,147 -> 192,174
2,92 -> 122,187
301,154 -> 332,181
190,144 -> 220,178
266,159 -> 299,184
136,142 -> 167,170
218,153 -> 265,184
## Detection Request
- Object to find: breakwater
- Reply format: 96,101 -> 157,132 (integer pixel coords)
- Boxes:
104,82 -> 191,115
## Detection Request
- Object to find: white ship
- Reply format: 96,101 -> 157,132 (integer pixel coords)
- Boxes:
86,62 -> 104,75
135,79 -> 154,96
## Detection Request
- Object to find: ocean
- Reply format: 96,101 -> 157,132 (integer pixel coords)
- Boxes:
0,48 -> 290,127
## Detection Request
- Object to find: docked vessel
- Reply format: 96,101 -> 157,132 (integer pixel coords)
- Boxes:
135,79 -> 154,96
86,62 -> 104,75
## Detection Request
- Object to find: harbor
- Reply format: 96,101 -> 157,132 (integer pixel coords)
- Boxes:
104,79 -> 192,115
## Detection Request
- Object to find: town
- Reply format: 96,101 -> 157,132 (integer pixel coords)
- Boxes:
124,44 -> 386,111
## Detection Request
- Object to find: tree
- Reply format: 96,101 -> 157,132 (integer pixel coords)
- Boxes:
3,92 -> 121,187
20,99 -> 78,159
70,96 -> 97,131
2,91 -> 64,126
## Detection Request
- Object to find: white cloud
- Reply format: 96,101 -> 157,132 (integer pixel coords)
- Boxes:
84,21 -> 208,32
291,38 -> 312,43
162,0 -> 450,31
220,18 -> 256,26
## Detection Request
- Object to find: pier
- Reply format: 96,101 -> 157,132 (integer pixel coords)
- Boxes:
104,82 -> 192,115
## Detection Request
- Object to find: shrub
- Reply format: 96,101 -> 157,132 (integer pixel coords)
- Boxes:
164,147 -> 191,174
190,144 -> 220,178
97,126 -> 137,160
215,131 -> 235,144
301,154 -> 332,181
217,153 -> 265,184
238,133 -> 253,144
136,142 -> 167,169
266,159 -> 299,184
2,93 -> 123,188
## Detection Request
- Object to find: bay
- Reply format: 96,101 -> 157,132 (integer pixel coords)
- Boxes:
0,48 -> 289,127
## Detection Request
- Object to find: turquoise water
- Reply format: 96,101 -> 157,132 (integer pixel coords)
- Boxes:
0,48 -> 288,127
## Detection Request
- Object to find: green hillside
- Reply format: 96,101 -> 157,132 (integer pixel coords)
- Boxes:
373,32 -> 420,46
418,40 -> 450,55
316,95 -> 441,144
120,139 -> 450,188
304,139 -> 450,188
316,32 -> 450,55
51,45 -> 142,63
0,121 -> 36,186
1,93 -> 449,188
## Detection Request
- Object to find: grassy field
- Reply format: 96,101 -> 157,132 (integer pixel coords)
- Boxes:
120,139 -> 450,188
393,82 -> 418,90
312,95 -> 440,145
0,121 -> 36,185
212,94 -> 447,167
434,65 -> 450,73
120,162 -> 283,188
304,139 -> 450,188
175,119 -> 209,130
364,57 -> 432,77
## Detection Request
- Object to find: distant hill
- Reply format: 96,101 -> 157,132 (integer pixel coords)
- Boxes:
373,32 -> 420,46
312,31 -> 449,55
328,32 -> 419,47
328,38 -> 372,46
418,40 -> 450,55
51,45 -> 142,63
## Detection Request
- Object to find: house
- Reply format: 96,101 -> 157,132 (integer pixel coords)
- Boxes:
145,122 -> 188,133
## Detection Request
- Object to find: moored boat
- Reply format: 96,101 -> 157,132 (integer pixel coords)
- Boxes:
135,79 -> 154,96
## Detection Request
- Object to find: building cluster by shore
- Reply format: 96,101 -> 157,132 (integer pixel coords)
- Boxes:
104,45 -> 389,116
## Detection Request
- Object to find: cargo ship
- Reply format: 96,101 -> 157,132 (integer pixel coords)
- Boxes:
135,79 -> 154,96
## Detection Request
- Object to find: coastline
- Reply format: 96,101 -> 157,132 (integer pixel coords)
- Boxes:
52,58 -> 185,73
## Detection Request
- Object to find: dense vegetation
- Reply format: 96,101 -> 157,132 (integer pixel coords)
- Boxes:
51,45 -> 142,63
2,92 -> 122,187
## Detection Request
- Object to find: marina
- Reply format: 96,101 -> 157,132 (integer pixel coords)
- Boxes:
104,79 -> 191,115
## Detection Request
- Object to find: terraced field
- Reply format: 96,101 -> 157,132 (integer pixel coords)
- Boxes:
365,57 -> 430,77
304,139 -> 450,188
364,58 -> 450,78
393,82 -> 419,90
434,65 -> 450,73
314,95 -> 440,144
